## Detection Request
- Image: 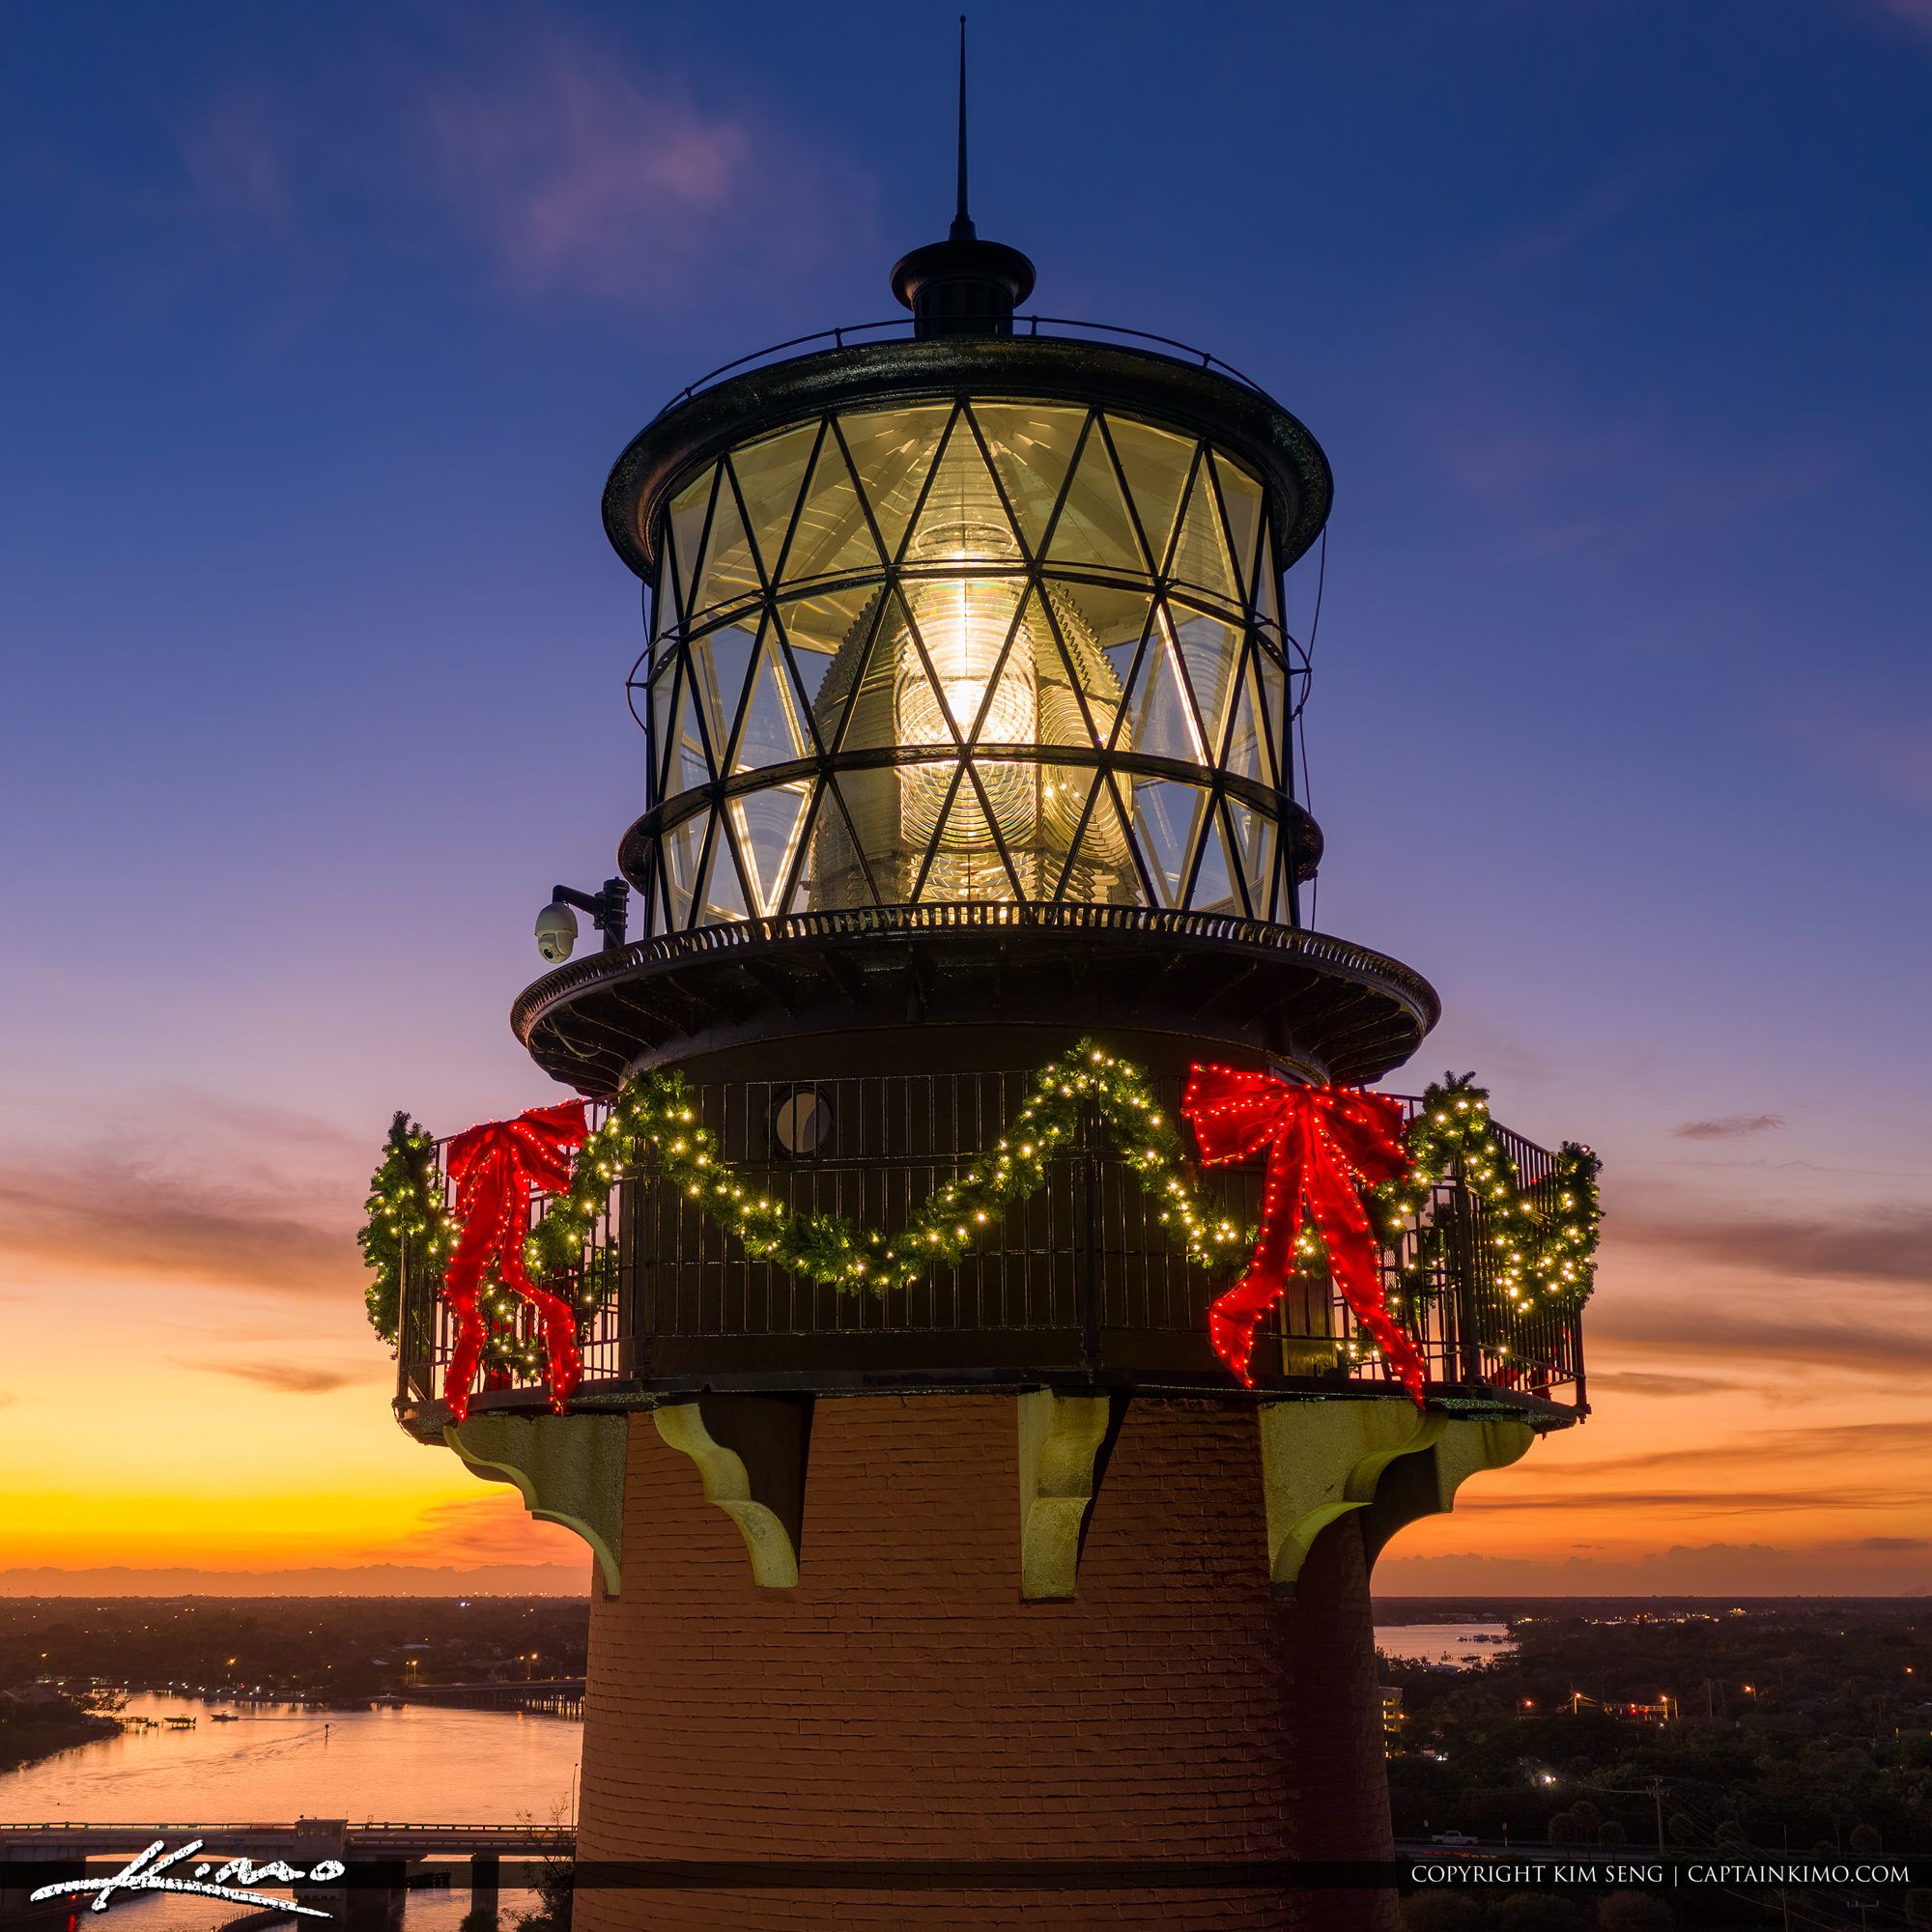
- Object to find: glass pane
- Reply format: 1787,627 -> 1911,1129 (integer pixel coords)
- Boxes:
662,811 -> 706,928
903,758 -> 965,894
1037,759 -> 1098,899
731,629 -> 811,772
1035,588 -> 1125,749
1255,528 -> 1282,631
782,432 -> 886,583
1229,799 -> 1278,922
779,781 -> 831,916
1170,609 -> 1243,761
1212,451 -> 1265,605
969,402 -> 1088,554
697,816 -> 751,924
907,413 -> 1023,569
1102,416 -> 1195,574
836,404 -> 952,564
777,584 -> 883,717
1256,645 -> 1287,769
812,767 -> 902,907
914,763 -> 1023,904
651,566 -> 679,643
1046,423 -> 1144,575
810,585 -> 911,758
728,781 -> 812,917
667,466 -> 716,611
1050,764 -> 1136,906
1129,777 -> 1211,907
1089,772 -> 1151,904
731,421 -> 819,579
1169,463 -> 1239,608
1221,647 -> 1271,786
1189,801 -> 1240,916
1122,606 -> 1209,763
689,622 -> 754,770
693,469 -> 758,614
650,658 -> 682,795
902,574 -> 1032,751
668,659 -> 715,795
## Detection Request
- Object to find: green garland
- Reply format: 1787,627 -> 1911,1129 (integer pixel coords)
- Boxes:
1374,1075 -> 1602,1318
360,1052 -> 1601,1364
357,1110 -> 610,1375
358,1111 -> 448,1342
526,1040 -> 1249,1292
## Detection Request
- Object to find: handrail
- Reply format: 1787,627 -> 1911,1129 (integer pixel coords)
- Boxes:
511,902 -> 1441,1045
649,314 -> 1273,421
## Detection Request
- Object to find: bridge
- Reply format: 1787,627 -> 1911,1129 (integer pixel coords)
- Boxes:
0,1822 -> 568,1928
398,1676 -> 584,1716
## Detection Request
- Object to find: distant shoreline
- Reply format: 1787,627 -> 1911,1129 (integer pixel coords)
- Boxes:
0,1707 -> 122,1776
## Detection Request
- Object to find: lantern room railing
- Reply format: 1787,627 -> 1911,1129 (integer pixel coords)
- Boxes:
647,316 -> 1275,423
393,1069 -> 1585,1426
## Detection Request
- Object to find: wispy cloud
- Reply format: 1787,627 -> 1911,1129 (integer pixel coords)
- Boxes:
1583,1370 -> 1743,1399
1377,1538 -> 1932,1594
1672,1114 -> 1783,1141
169,1356 -> 373,1395
1500,156 -> 1682,267
1426,401 -> 1839,566
168,17 -> 873,309
1609,1203 -> 1932,1286
1555,1418 -> 1932,1478
1862,0 -> 1932,42
1781,698 -> 1932,810
1587,1303 -> 1932,1376
1457,1485 -> 1930,1517
0,1155 -> 352,1297
398,1495 -> 589,1569
0,1564 -> 587,1598
418,37 -> 758,298
179,87 -> 298,233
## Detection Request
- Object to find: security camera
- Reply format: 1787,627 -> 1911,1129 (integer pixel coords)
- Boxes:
535,899 -> 579,963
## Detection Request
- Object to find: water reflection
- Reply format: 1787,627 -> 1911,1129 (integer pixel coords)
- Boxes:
2,1693 -> 581,1931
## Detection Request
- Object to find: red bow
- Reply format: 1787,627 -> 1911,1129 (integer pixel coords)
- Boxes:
441,1100 -> 588,1422
1182,1066 -> 1425,1404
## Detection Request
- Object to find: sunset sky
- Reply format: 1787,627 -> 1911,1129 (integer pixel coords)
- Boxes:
3,1 -> 1929,1597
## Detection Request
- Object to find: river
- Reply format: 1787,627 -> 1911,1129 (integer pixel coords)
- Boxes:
0,1693 -> 581,1930
1373,1620 -> 1517,1667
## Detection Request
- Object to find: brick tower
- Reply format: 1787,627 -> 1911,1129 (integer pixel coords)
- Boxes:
389,118 -> 1592,1932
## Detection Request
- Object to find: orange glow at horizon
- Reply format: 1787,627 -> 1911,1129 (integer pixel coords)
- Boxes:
4,1169 -> 1930,1596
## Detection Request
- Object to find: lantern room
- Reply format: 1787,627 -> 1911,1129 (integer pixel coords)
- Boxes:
629,393 -> 1315,932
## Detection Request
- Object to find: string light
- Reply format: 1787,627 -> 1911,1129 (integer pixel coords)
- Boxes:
360,1052 -> 1601,1406
437,1102 -> 591,1422
1378,1074 -> 1603,1323
1183,1067 -> 1426,1402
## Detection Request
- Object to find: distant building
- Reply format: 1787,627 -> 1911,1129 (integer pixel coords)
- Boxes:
1379,1687 -> 1406,1751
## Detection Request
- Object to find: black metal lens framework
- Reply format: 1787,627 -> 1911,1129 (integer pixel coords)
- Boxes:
620,395 -> 1321,941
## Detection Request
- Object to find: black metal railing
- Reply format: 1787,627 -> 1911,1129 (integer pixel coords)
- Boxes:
648,315 -> 1272,422
511,904 -> 1441,1051
395,1072 -> 1583,1416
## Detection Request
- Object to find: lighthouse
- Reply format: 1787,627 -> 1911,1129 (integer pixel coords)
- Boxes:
381,60 -> 1597,1932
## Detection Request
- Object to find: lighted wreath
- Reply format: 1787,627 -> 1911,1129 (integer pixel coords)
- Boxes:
1374,1075 -> 1603,1321
359,1042 -> 1601,1414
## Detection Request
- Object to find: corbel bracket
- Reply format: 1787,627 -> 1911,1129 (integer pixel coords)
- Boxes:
443,1412 -> 627,1597
652,1394 -> 812,1590
1017,1389 -> 1122,1602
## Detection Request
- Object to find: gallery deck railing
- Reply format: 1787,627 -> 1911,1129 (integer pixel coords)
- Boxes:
394,1071 -> 1584,1417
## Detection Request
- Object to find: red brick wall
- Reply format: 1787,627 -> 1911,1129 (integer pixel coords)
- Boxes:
576,1395 -> 1397,1931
